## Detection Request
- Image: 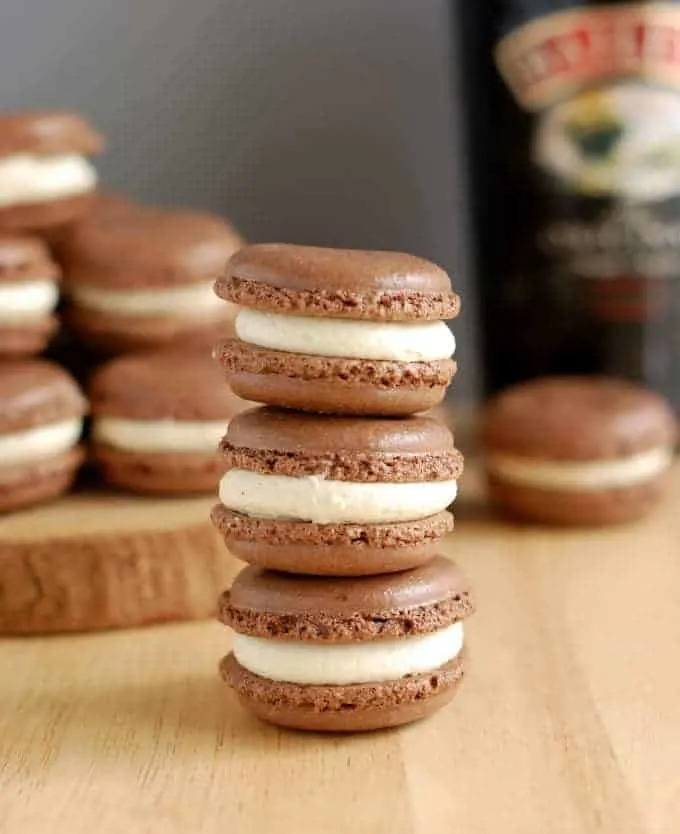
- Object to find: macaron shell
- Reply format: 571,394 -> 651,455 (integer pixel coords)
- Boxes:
0,447 -> 83,513
488,473 -> 669,525
0,318 -> 58,359
62,207 -> 244,288
211,505 -> 454,576
221,407 -> 462,483
0,233 -> 60,282
66,305 -> 235,356
221,555 -> 472,640
0,111 -> 104,156
217,276 -> 460,322
227,243 -> 452,293
216,339 -> 455,417
0,192 -> 97,232
90,348 -> 247,421
221,652 -> 465,732
92,445 -> 226,495
0,360 -> 87,433
484,376 -> 678,461
225,406 -> 455,455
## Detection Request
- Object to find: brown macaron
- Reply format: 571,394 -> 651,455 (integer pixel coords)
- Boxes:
214,244 -> 459,416
219,557 -> 474,732
0,360 -> 87,513
0,111 -> 103,231
0,234 -> 61,357
212,407 -> 462,576
61,204 -> 244,354
89,348 -> 251,495
483,376 -> 678,525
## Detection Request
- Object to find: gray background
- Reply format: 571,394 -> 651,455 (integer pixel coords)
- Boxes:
0,0 -> 478,402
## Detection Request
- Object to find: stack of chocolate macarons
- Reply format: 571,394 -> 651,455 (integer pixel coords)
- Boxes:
210,243 -> 475,732
0,109 -> 246,513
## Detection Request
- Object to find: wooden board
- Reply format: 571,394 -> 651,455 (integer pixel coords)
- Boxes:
1,466 -> 680,833
0,491 -> 235,633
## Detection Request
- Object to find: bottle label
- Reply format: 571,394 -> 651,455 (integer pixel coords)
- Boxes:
495,3 -> 680,321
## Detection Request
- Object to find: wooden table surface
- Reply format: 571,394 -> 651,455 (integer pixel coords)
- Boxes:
2,465 -> 680,834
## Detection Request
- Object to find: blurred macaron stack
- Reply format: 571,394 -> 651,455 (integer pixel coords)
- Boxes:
0,109 -> 246,513
0,108 -> 248,635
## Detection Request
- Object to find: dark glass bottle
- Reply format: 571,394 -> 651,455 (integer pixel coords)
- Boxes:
465,0 -> 680,411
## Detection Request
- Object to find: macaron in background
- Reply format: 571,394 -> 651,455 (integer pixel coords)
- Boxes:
89,348 -> 252,495
482,376 -> 678,525
220,556 -> 474,732
60,204 -> 244,354
212,407 -> 462,575
0,234 -> 61,357
0,111 -> 103,231
0,360 -> 87,513
214,243 -> 459,416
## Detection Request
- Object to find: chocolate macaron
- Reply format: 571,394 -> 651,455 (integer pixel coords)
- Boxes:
212,407 -> 462,575
214,244 -> 459,416
483,376 -> 678,525
0,234 -> 61,357
61,205 -> 243,353
0,360 -> 87,513
90,349 -> 250,494
0,111 -> 103,230
220,556 -> 474,731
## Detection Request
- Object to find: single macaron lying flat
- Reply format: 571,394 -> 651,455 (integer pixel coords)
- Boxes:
220,557 -> 474,732
483,376 -> 678,525
212,407 -> 462,575
214,244 -> 459,416
0,360 -> 87,513
89,349 -> 250,494
61,205 -> 243,353
0,234 -> 61,357
0,111 -> 103,230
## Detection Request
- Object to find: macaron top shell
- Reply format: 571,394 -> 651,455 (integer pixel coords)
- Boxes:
0,360 -> 88,433
228,243 -> 452,292
0,111 -> 104,157
0,233 -> 60,282
62,206 -> 244,288
483,376 -> 678,461
221,556 -> 473,642
225,406 -> 456,454
220,406 -> 463,482
216,243 -> 459,321
89,349 -> 248,422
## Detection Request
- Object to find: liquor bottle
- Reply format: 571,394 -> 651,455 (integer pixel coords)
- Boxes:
468,0 -> 680,411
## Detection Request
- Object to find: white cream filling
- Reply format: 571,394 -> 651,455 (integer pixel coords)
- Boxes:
0,280 -> 59,322
0,154 -> 97,207
235,308 -> 455,361
70,282 -> 224,318
93,417 -> 227,453
0,419 -> 82,467
233,621 -> 464,685
486,445 -> 674,492
219,469 -> 458,524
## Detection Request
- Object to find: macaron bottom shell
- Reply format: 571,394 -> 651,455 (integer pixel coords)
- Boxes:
0,446 -> 84,513
0,317 -> 58,358
0,191 -> 96,231
93,444 -> 225,495
488,474 -> 669,525
67,306 -> 235,355
211,504 -> 454,576
220,651 -> 465,732
217,340 -> 456,416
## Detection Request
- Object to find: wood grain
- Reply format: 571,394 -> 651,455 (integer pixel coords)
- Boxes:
0,492 -> 232,633
1,465 -> 679,833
